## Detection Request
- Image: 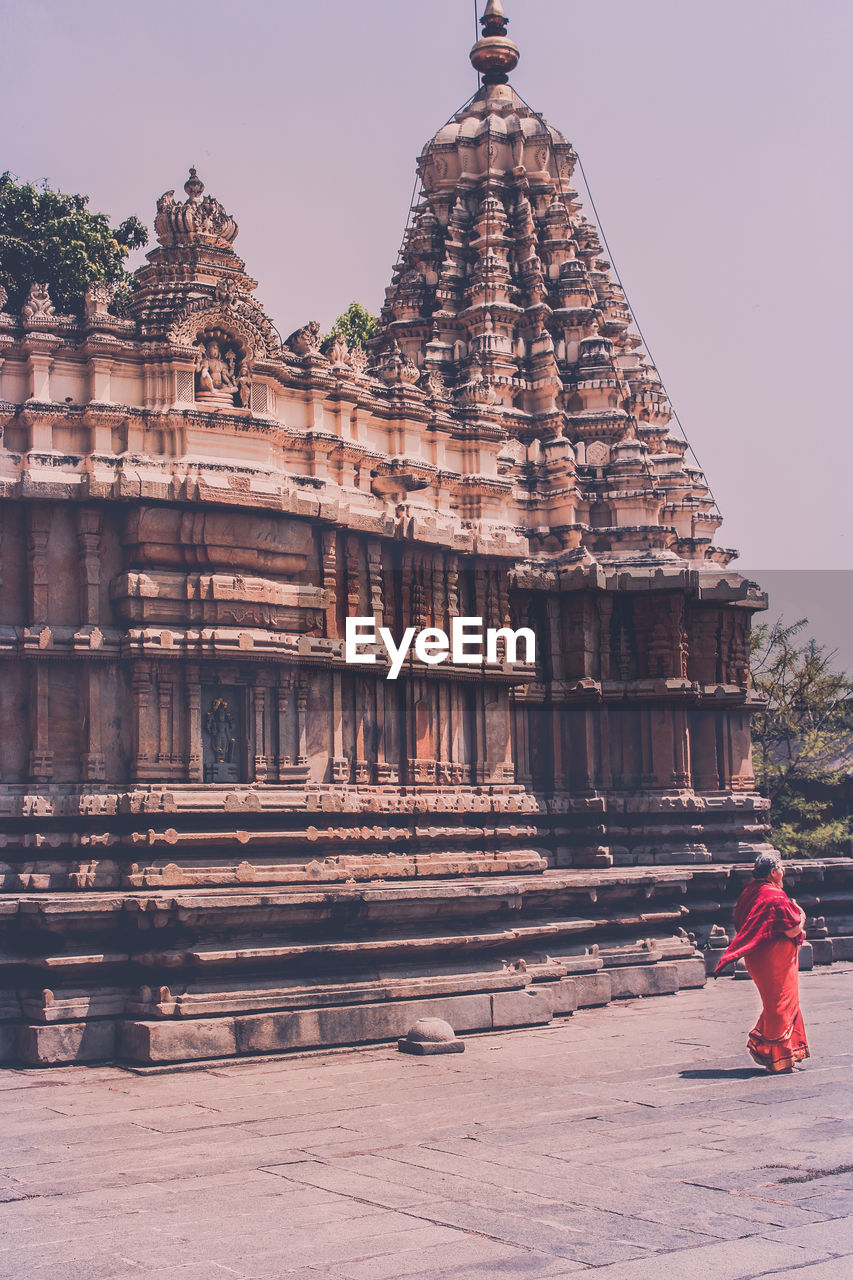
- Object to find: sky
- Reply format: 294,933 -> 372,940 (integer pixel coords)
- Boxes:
2,1 -> 851,616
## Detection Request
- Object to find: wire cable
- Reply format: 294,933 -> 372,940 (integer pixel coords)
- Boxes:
510,84 -> 722,522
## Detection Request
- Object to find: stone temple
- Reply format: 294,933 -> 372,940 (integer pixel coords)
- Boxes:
0,2 -> 849,1065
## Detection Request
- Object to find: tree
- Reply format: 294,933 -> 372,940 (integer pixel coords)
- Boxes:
325,301 -> 378,350
751,617 -> 853,858
0,172 -> 147,317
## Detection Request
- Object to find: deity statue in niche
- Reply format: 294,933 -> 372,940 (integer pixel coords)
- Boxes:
194,329 -> 250,407
202,688 -> 242,783
205,697 -> 235,763
236,353 -> 253,408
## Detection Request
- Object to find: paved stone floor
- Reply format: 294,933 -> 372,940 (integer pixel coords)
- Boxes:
1,964 -> 852,1280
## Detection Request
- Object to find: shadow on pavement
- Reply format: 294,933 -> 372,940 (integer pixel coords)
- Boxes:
680,1068 -> 768,1079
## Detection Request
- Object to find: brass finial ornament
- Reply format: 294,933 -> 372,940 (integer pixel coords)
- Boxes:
470,0 -> 520,85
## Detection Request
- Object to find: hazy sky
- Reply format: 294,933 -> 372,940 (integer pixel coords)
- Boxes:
2,0 -> 851,578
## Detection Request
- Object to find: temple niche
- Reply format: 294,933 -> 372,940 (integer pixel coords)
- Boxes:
0,2 -> 850,1068
195,331 -> 252,410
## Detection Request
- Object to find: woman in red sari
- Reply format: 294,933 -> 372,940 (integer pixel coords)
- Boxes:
714,852 -> 809,1073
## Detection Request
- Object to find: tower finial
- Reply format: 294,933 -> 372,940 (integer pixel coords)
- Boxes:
470,0 -> 519,86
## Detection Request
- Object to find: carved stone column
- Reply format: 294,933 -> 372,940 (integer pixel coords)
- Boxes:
253,683 -> 269,783
131,664 -> 153,781
27,506 -> 51,626
321,529 -> 339,638
28,664 -> 53,781
437,681 -> 452,784
598,596 -> 613,681
446,555 -> 459,621
432,556 -> 446,633
185,669 -> 203,783
296,681 -> 309,767
275,676 -> 292,778
367,538 -> 384,624
345,534 -> 361,619
690,709 -> 720,792
513,691 -> 532,788
81,667 -> 105,781
329,671 -> 349,782
374,680 -> 398,784
728,709 -> 755,792
86,355 -> 114,404
353,675 -> 372,784
156,671 -> 175,774
75,507 -> 102,627
672,704 -> 691,787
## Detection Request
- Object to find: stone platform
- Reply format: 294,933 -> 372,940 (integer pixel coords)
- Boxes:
3,831 -> 852,1066
1,963 -> 851,1279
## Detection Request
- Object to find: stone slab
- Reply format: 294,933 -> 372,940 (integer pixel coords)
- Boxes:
550,977 -> 579,1015
674,956 -> 708,989
235,994 -> 494,1055
16,1019 -> 115,1065
491,986 -> 554,1028
573,971 -> 612,1006
119,1017 -> 237,1064
606,961 -> 680,1000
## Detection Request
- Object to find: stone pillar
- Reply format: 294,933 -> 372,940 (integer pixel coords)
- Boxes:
446,555 -> 459,621
131,664 -> 153,780
690,710 -> 719,792
345,534 -> 361,619
715,710 -> 732,789
81,667 -> 105,781
275,677 -> 292,778
432,556 -> 446,633
640,706 -> 656,789
353,676 -> 372,784
573,706 -> 597,791
253,683 -> 269,783
24,343 -> 54,403
546,599 -> 566,788
185,670 -> 203,783
437,681 -> 452,784
598,704 -> 612,789
367,539 -> 384,624
321,529 -> 339,639
450,683 -> 466,783
296,681 -> 309,768
75,507 -> 102,627
484,688 -> 513,784
87,355 -> 113,403
598,596 -> 613,681
472,682 -> 488,784
375,680 -> 398,784
27,506 -> 51,626
648,705 -> 675,788
157,676 -> 173,771
513,691 -> 532,788
329,672 -> 349,782
28,664 -> 53,781
672,703 -> 691,788
728,710 -> 755,792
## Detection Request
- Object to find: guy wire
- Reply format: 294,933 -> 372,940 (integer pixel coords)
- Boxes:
511,84 -> 723,523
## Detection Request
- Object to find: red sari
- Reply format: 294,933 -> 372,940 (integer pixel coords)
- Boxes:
714,878 -> 809,1073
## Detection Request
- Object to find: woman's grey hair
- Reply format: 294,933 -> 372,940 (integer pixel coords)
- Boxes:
753,851 -> 783,879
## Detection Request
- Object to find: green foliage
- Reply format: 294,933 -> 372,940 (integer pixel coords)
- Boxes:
325,301 -> 378,350
0,172 -> 148,317
751,617 -> 853,858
